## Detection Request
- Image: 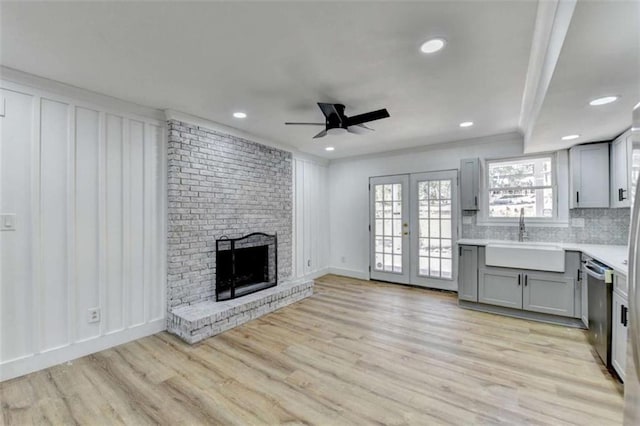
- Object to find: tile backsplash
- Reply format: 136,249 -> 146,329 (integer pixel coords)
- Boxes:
462,208 -> 630,245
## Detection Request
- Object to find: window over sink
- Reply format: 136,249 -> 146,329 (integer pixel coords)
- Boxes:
486,155 -> 555,219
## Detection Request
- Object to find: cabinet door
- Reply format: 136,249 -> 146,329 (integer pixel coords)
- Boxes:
612,291 -> 628,381
458,245 -> 478,302
570,143 -> 610,208
523,272 -> 574,317
611,135 -> 631,208
460,158 -> 479,211
478,268 -> 522,309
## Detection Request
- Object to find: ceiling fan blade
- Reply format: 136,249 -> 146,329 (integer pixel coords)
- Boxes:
346,108 -> 390,127
312,129 -> 327,139
317,103 -> 339,119
347,125 -> 374,135
284,122 -> 325,126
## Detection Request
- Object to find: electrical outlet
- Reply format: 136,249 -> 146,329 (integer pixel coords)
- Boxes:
88,307 -> 101,323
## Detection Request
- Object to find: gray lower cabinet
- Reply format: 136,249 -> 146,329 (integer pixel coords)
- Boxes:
458,245 -> 478,301
523,272 -> 574,317
478,267 -> 522,309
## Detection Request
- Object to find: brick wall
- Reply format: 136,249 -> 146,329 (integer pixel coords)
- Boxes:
167,120 -> 292,309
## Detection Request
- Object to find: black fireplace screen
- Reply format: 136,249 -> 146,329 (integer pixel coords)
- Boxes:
215,232 -> 277,301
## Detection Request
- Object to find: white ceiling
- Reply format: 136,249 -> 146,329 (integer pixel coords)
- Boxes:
527,0 -> 640,153
0,1 -> 637,159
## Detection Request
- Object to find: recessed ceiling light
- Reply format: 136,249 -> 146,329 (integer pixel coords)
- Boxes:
420,38 -> 446,54
589,96 -> 619,106
561,134 -> 580,141
459,121 -> 474,128
233,112 -> 247,118
325,146 -> 335,152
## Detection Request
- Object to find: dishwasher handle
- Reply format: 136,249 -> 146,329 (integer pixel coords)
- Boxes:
584,263 -> 606,280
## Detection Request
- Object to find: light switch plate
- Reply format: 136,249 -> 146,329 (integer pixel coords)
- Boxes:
571,218 -> 585,228
0,214 -> 16,231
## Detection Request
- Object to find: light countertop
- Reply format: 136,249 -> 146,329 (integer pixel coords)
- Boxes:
457,239 -> 628,276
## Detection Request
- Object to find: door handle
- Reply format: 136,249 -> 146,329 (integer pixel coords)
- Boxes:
524,275 -> 528,287
622,305 -> 628,327
518,275 -> 521,286
403,232 -> 409,235
576,191 -> 580,204
619,188 -> 627,201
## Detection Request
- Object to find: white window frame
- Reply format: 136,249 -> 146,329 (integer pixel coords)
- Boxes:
477,152 -> 569,227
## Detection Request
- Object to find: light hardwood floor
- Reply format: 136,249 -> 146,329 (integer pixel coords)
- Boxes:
1,275 -> 624,425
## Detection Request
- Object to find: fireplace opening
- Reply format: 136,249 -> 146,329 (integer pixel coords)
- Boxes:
216,233 -> 277,301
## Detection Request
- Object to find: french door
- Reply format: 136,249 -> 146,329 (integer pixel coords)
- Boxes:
370,170 -> 458,290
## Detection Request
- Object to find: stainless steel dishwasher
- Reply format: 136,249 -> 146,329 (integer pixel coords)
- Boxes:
585,259 -> 613,367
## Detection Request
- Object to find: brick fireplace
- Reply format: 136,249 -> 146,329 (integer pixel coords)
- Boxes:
165,118 -> 312,343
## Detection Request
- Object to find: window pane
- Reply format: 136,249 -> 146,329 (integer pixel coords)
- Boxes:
419,238 -> 429,256
384,254 -> 393,271
375,253 -> 383,271
419,219 -> 429,238
430,258 -> 441,277
393,255 -> 402,273
393,237 -> 402,254
440,180 -> 451,199
429,220 -> 440,238
375,185 -> 384,202
441,259 -> 452,279
392,184 -> 402,201
384,185 -> 393,201
489,188 -> 553,218
488,157 -> 551,188
441,239 -> 452,258
375,237 -> 383,252
441,220 -> 451,239
375,202 -> 383,219
383,237 -> 392,253
384,219 -> 392,235
383,202 -> 392,217
419,257 -> 430,276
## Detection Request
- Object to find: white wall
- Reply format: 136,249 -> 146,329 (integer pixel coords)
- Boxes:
327,132 -> 524,280
0,76 -> 166,381
293,156 -> 330,280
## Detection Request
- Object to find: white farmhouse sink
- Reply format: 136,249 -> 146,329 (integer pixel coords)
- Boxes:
485,243 -> 565,272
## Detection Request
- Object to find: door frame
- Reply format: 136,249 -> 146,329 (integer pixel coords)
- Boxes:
368,170 -> 459,290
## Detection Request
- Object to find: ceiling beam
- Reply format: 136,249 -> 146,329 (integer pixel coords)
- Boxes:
519,0 -> 577,152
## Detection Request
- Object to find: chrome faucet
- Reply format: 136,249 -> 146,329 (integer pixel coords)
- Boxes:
518,208 -> 527,242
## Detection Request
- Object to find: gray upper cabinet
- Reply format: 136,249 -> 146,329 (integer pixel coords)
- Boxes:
478,267 -> 522,309
610,131 -> 633,208
458,245 -> 478,302
569,143 -> 610,208
522,272 -> 574,317
460,158 -> 479,211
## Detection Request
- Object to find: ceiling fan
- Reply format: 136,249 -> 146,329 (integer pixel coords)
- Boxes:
285,103 -> 390,139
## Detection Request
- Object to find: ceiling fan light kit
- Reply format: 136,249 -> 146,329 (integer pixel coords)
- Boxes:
285,102 -> 390,138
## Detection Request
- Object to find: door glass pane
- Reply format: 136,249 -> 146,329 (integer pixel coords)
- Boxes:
373,183 -> 404,273
417,178 -> 454,280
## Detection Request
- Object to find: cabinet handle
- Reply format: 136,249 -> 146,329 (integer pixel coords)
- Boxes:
623,305 -> 628,327
518,275 -> 521,286
619,188 -> 627,201
474,196 -> 478,207
576,191 -> 580,204
577,268 -> 582,281
524,275 -> 528,287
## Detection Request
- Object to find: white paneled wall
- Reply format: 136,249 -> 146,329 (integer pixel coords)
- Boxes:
293,157 -> 330,280
0,79 -> 166,381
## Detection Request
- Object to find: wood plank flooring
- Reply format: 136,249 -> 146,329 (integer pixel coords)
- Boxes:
1,275 -> 624,425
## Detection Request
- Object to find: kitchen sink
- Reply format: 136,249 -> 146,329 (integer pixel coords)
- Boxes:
485,242 -> 565,272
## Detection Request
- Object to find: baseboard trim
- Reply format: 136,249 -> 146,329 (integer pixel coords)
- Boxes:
0,319 -> 166,382
327,267 -> 370,280
458,300 -> 585,329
